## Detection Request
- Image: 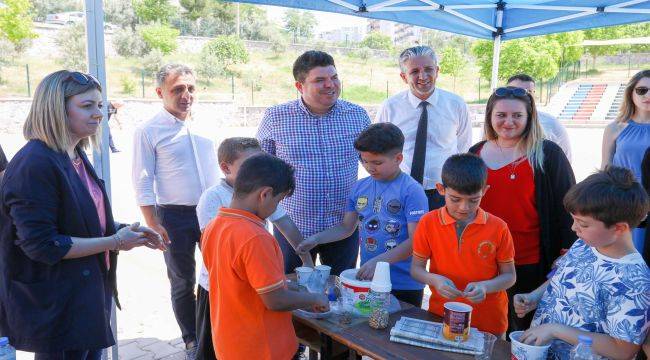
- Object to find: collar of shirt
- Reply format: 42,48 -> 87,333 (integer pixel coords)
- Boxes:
297,97 -> 341,118
407,88 -> 439,109
219,178 -> 233,192
160,108 -> 192,125
439,206 -> 488,226
218,207 -> 266,229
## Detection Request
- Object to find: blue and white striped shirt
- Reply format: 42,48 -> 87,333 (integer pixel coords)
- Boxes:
257,98 -> 370,237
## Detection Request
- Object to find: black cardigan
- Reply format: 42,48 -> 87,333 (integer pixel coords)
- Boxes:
469,140 -> 578,274
642,147 -> 650,265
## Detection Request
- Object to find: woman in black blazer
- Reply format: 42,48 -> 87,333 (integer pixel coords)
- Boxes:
0,71 -> 167,359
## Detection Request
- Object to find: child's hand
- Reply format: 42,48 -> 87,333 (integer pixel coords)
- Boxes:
296,236 -> 319,255
514,292 -> 539,318
356,258 -> 379,280
311,293 -> 330,313
520,324 -> 556,346
432,275 -> 463,299
463,282 -> 487,303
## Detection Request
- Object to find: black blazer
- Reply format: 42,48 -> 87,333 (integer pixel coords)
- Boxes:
0,140 -> 119,352
469,140 -> 578,274
642,147 -> 650,265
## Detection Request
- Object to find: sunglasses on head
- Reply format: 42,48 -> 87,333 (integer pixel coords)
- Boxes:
494,87 -> 529,98
65,72 -> 100,87
634,87 -> 649,96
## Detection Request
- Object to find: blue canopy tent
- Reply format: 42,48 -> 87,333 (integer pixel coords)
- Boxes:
221,0 -> 650,88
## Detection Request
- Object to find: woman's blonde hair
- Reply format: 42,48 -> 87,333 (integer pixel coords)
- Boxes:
23,70 -> 102,152
484,87 -> 545,171
616,69 -> 650,123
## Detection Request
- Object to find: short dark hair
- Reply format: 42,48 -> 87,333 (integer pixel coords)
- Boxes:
293,51 -> 336,82
441,154 -> 488,195
564,166 -> 649,228
234,153 -> 295,198
217,137 -> 261,164
354,123 -> 404,154
507,73 -> 535,84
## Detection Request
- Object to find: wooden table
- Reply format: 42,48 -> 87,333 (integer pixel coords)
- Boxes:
293,303 -> 512,360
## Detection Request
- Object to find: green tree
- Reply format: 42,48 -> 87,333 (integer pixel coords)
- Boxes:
0,0 -> 37,47
240,4 -> 274,41
0,39 -> 18,83
179,0 -> 207,21
355,46 -> 372,63
199,35 -> 249,75
141,48 -> 164,76
583,26 -> 625,69
139,24 -> 179,54
439,45 -> 467,91
545,31 -> 584,68
55,23 -> 86,71
105,0 -> 139,31
132,0 -> 174,24
472,36 -> 561,82
269,32 -> 288,58
113,28 -> 149,57
359,31 -> 393,51
283,9 -> 317,41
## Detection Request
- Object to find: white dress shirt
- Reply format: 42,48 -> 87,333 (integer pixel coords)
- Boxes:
538,111 -> 572,163
132,109 -> 219,206
195,178 -> 287,290
376,89 -> 472,190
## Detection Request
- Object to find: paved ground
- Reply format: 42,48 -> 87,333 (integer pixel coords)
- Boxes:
3,124 -> 604,360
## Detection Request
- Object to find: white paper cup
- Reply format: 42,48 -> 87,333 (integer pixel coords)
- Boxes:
314,265 -> 331,280
510,331 -> 551,360
295,266 -> 314,286
370,261 -> 391,292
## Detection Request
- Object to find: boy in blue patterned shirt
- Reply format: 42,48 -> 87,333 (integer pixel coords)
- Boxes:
297,123 -> 428,306
514,166 -> 650,360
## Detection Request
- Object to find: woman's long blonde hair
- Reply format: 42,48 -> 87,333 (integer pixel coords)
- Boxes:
616,69 -> 650,123
23,70 -> 102,153
484,87 -> 546,171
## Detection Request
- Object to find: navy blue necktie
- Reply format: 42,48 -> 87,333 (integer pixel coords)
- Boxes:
410,101 -> 428,184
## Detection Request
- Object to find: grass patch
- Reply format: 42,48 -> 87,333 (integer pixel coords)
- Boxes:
342,85 -> 388,104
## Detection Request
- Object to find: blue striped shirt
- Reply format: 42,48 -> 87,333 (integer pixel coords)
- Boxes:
257,99 -> 370,237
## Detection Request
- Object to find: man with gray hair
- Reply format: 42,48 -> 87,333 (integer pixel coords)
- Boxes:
132,63 -> 218,358
377,46 -> 471,210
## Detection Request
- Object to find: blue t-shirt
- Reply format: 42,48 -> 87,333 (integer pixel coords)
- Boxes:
346,172 -> 428,290
532,239 -> 650,359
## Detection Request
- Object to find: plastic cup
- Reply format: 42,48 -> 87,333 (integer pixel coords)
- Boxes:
475,332 -> 497,359
443,302 -> 472,342
370,261 -> 391,292
314,265 -> 331,281
295,266 -> 314,286
510,331 -> 551,360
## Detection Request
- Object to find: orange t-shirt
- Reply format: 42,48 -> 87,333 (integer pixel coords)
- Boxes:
201,208 -> 297,360
412,207 -> 515,335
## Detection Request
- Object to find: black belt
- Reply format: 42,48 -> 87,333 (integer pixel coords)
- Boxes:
157,204 -> 197,211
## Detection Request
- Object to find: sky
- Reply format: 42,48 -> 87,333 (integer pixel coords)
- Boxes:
261,4 -> 369,33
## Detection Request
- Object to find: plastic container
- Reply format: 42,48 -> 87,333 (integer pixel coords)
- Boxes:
0,337 -> 16,360
510,331 -> 551,360
339,269 -> 372,316
570,335 -> 600,359
369,261 -> 392,311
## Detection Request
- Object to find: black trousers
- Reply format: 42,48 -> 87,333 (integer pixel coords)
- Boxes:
158,205 -> 201,346
274,227 -> 359,276
507,263 -> 547,333
425,189 -> 445,211
392,289 -> 424,308
196,286 -> 216,360
34,349 -> 103,360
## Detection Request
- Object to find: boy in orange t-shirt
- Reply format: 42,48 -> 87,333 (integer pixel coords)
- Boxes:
411,154 -> 516,336
201,153 -> 328,360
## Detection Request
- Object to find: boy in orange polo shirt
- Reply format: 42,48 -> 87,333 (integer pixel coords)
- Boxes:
410,153 -> 516,336
201,153 -> 329,360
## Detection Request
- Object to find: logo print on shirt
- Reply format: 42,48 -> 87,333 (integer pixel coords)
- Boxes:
386,199 -> 402,214
385,238 -> 397,251
365,217 -> 380,232
384,219 -> 401,236
477,241 -> 496,259
365,237 -> 378,252
356,196 -> 368,211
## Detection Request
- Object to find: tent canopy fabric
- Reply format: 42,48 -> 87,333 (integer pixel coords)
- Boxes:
228,0 -> 650,40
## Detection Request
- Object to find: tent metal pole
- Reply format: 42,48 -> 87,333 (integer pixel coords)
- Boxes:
490,2 -> 505,90
84,0 -> 115,359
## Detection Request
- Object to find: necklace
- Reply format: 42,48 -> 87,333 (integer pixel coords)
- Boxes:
495,141 -> 522,180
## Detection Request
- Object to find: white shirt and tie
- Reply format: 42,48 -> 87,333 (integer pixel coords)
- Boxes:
376,88 -> 472,190
132,109 -> 219,206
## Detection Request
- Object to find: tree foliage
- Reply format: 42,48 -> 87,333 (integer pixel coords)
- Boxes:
200,35 -> 249,76
0,0 -> 37,47
439,45 -> 467,90
133,0 -> 174,24
545,31 -> 584,67
30,0 -> 79,21
55,23 -> 86,71
283,9 -> 317,41
139,24 -> 179,54
179,0 -> 207,21
113,28 -> 149,57
359,31 -> 393,51
105,0 -> 139,30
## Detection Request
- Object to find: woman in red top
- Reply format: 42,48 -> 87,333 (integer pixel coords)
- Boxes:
469,87 -> 576,332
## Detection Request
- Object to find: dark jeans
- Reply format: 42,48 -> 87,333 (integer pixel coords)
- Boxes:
507,263 -> 547,334
425,189 -> 445,211
274,227 -> 359,276
196,286 -> 216,360
158,205 -> 201,346
392,289 -> 424,308
35,349 -> 103,360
